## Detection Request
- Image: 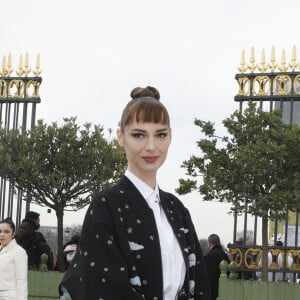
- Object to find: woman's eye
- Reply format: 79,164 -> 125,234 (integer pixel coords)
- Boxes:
158,132 -> 167,138
133,133 -> 144,138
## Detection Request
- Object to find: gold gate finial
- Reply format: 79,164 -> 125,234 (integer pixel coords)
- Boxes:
6,53 -> 14,76
33,54 -> 41,76
247,47 -> 256,72
1,56 -> 8,76
289,45 -> 298,71
278,49 -> 288,72
258,49 -> 268,72
16,55 -> 24,76
238,49 -> 248,73
23,53 -> 31,76
268,46 -> 277,72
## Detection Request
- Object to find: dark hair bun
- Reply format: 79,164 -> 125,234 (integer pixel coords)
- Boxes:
130,86 -> 160,101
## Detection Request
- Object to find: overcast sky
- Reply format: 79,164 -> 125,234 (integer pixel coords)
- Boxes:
2,0 -> 300,245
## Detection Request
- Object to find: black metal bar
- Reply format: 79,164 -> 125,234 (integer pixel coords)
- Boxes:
243,201 -> 248,243
253,216 -> 257,246
290,100 -> 294,123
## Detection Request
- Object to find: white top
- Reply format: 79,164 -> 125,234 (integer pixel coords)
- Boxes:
0,238 -> 28,300
125,170 -> 186,300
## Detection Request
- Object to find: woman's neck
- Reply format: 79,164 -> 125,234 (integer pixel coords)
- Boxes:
126,169 -> 156,189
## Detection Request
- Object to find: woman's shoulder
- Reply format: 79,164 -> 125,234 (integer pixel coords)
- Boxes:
159,189 -> 187,210
11,239 -> 27,256
91,182 -> 125,205
90,176 -> 136,205
84,179 -> 128,220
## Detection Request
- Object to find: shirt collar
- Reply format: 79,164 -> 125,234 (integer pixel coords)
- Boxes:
125,170 -> 160,204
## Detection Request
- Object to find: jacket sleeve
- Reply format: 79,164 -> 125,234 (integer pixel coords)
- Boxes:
61,193 -> 145,300
15,247 -> 28,300
185,208 -> 211,300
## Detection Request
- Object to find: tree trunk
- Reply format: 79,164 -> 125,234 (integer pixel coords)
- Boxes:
56,208 -> 65,272
261,216 -> 269,281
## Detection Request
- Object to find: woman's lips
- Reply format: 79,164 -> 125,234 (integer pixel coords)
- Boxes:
143,156 -> 158,163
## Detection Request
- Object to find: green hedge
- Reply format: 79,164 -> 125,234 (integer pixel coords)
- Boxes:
28,271 -> 64,300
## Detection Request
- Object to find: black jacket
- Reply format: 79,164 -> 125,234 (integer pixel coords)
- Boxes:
16,231 -> 53,270
60,176 -> 210,300
205,245 -> 230,300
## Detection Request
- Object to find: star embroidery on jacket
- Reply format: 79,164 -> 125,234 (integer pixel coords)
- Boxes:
180,227 -> 189,234
119,190 -> 124,194
104,267 -> 109,272
149,235 -> 154,240
120,267 -> 125,271
127,227 -> 133,233
101,197 -> 106,202
125,204 -> 130,209
136,219 -> 141,224
107,240 -> 113,245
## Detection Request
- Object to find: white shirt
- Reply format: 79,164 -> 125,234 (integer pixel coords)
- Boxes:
125,171 -> 186,300
0,238 -> 28,300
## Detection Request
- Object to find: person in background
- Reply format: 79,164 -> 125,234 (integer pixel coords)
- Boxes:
25,211 -> 41,230
205,234 -> 230,300
16,218 -> 53,271
0,217 -> 28,300
24,211 -> 47,243
59,239 -> 79,300
55,235 -> 80,271
60,86 -> 210,300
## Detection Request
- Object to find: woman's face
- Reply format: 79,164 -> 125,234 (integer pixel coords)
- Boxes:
118,121 -> 171,184
0,223 -> 14,247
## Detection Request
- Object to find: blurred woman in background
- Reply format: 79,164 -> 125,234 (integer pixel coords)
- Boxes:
0,218 -> 28,300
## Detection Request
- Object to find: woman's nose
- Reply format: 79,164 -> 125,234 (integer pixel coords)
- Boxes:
145,136 -> 156,150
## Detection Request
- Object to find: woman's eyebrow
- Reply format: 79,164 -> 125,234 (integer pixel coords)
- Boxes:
130,128 -> 147,132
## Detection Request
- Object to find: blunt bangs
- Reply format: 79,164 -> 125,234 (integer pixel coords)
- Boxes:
120,97 -> 170,131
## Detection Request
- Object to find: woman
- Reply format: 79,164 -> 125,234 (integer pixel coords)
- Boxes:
0,218 -> 28,300
60,86 -> 210,300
